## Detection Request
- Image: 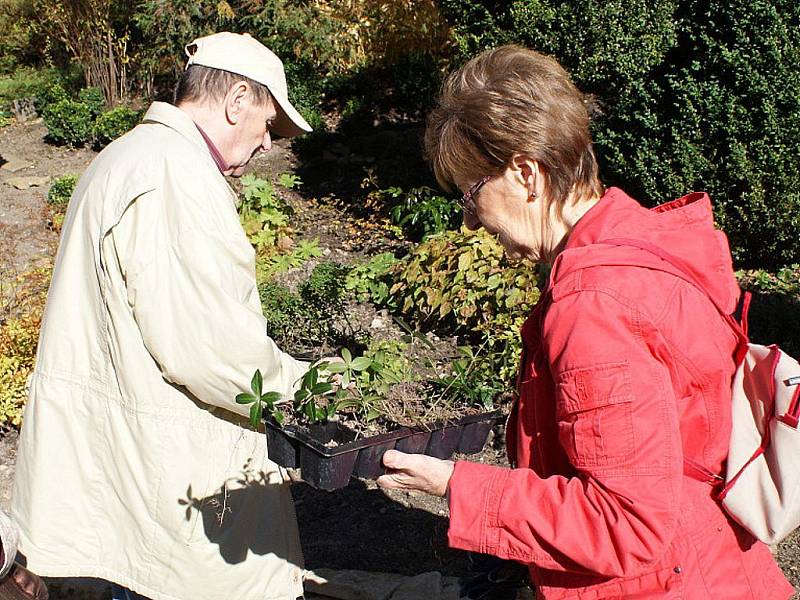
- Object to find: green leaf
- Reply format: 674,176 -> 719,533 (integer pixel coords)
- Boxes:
272,411 -> 285,426
311,382 -> 334,395
308,367 -> 318,387
236,393 -> 257,405
261,391 -> 283,405
325,362 -> 348,374
251,369 -> 263,396
249,402 -> 261,428
350,357 -> 373,371
341,347 -> 352,363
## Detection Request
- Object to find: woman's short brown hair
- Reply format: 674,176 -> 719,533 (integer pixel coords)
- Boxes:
425,45 -> 602,214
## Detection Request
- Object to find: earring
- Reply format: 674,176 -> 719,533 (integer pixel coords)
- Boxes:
529,191 -> 537,200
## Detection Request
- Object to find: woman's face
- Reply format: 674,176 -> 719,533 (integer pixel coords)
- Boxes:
455,158 -> 554,262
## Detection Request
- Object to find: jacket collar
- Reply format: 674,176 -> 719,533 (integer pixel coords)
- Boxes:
142,102 -> 217,163
549,187 -> 739,313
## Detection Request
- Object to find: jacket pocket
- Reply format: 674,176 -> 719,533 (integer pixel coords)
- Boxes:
555,361 -> 635,469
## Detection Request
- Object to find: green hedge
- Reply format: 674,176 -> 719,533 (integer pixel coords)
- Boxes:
93,106 -> 141,148
439,0 -> 800,269
42,97 -> 95,146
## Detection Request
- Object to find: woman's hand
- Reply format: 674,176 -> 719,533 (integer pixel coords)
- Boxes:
376,450 -> 455,497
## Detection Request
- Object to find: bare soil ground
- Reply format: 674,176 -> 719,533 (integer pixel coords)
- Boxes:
0,119 -> 797,599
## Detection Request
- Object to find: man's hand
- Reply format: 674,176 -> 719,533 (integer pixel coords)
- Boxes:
376,450 -> 455,497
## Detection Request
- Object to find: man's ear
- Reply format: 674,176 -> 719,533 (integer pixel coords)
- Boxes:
224,81 -> 249,125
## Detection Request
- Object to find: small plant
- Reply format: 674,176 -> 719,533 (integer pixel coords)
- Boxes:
47,174 -> 78,208
390,227 -> 539,329
386,185 -> 461,241
42,98 -> 94,146
344,252 -> 398,306
259,238 -> 323,278
433,344 -> 504,412
93,106 -> 141,148
0,265 -> 52,429
299,261 -> 350,307
259,281 -> 307,349
235,369 -> 287,428
277,172 -> 302,190
285,348 -> 387,425
238,175 -> 293,254
299,261 -> 354,344
292,361 -> 338,424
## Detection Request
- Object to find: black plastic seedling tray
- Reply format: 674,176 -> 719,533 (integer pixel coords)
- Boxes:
265,411 -> 504,491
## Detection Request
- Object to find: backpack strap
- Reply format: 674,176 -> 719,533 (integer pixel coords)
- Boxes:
598,237 -> 749,490
600,237 -> 749,348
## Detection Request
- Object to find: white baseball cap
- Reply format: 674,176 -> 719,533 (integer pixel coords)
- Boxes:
184,32 -> 312,138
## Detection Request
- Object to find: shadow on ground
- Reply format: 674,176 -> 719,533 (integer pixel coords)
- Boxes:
292,477 -> 473,578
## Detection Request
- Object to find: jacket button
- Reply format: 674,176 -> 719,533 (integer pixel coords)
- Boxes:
673,566 -> 682,574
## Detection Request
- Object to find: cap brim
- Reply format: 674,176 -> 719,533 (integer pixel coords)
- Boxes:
271,93 -> 312,138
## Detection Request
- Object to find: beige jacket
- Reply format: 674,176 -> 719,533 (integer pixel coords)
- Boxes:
11,102 -> 308,600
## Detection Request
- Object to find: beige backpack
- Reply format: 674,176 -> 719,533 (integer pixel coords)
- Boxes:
603,238 -> 800,544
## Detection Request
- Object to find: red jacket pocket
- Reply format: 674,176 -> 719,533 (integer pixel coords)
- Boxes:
555,361 -> 635,469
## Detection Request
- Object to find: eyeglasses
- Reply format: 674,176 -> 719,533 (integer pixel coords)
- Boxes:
458,175 -> 491,216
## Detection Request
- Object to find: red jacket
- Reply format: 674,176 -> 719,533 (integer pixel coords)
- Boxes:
447,188 -> 795,599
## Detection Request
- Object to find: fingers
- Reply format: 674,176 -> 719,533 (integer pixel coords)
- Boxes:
376,451 -> 455,497
382,448 -> 406,469
375,471 -> 409,490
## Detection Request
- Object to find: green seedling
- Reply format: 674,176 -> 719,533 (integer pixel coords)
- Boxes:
236,369 -> 285,428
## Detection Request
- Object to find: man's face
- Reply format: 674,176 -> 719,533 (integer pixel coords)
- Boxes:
226,95 -> 277,177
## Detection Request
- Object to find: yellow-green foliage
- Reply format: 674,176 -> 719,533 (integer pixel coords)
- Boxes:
389,227 -> 540,385
0,313 -> 40,427
390,227 -> 539,328
0,265 -> 50,429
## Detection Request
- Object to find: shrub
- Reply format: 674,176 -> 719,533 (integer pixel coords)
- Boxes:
384,185 -> 460,242
93,106 -> 140,148
299,261 -> 352,343
259,280 -> 307,350
438,0 -> 800,268
47,173 -> 78,207
42,97 -> 94,146
0,265 -> 51,429
737,266 -> 800,357
32,80 -> 69,114
78,86 -> 106,117
259,261 -> 353,354
36,0 -> 131,104
0,68 -> 68,111
0,1 -> 46,74
0,313 -> 40,428
389,227 -> 540,383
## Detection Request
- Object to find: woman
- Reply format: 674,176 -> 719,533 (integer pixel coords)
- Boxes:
376,45 -> 794,599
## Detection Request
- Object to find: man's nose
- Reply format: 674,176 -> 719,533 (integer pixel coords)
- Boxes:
261,131 -> 272,152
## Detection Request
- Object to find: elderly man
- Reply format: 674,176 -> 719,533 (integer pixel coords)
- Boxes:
12,33 -> 312,600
